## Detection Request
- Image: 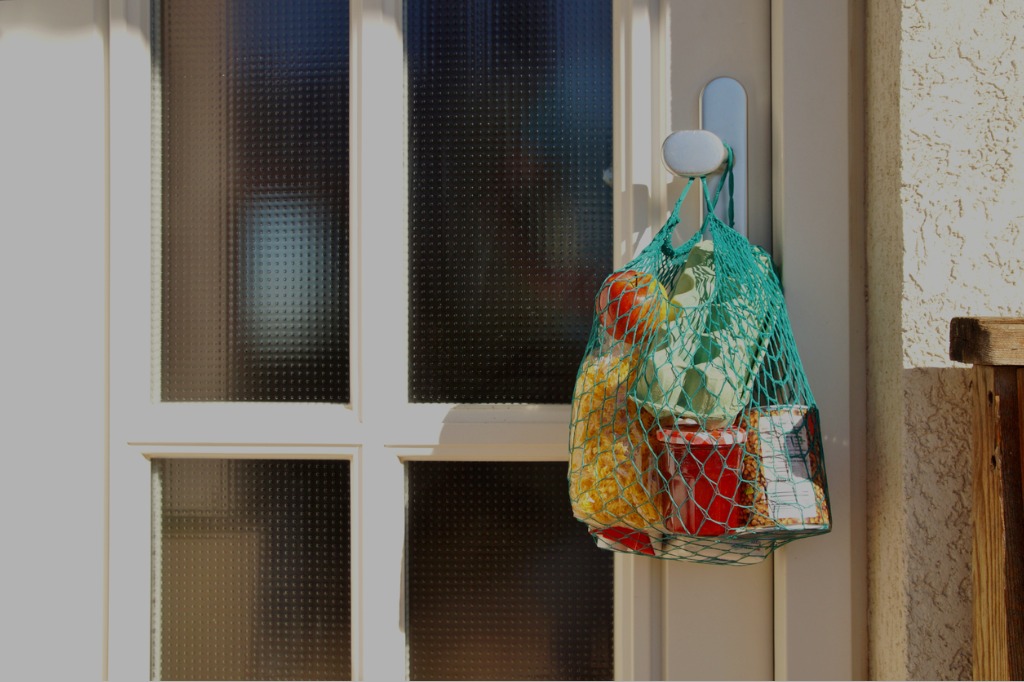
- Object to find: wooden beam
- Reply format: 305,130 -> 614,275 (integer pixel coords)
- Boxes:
950,317 -> 1024,366
969,364 -> 1024,681
953,318 -> 1024,680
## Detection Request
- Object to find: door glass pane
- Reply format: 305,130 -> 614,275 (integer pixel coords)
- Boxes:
406,0 -> 613,403
405,461 -> 614,681
152,459 -> 351,681
155,0 -> 349,402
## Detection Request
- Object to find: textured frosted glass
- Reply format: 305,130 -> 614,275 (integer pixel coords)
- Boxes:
152,460 -> 351,681
156,0 -> 349,402
406,0 -> 613,403
405,461 -> 614,681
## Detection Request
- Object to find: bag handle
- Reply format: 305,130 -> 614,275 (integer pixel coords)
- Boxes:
701,143 -> 735,229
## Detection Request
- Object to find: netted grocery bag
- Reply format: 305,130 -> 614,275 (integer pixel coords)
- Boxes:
568,152 -> 830,565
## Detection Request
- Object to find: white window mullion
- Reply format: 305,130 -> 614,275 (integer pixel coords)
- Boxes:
353,1 -> 410,680
355,0 -> 409,432
357,447 -> 407,681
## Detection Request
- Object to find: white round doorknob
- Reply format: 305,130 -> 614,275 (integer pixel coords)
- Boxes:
661,130 -> 728,178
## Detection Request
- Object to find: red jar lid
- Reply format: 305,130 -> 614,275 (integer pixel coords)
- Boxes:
655,425 -> 747,447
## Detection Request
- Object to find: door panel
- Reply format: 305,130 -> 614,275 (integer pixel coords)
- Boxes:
662,3 -> 774,680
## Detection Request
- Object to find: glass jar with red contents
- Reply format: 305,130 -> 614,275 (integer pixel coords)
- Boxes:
655,424 -> 747,536
588,526 -> 657,556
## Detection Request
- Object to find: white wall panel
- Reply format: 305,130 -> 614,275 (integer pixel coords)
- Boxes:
0,1 -> 108,678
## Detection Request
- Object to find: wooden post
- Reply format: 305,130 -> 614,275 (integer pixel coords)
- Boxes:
950,317 -> 1024,681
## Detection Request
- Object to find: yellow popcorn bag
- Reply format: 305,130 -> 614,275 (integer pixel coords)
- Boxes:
568,350 -> 662,540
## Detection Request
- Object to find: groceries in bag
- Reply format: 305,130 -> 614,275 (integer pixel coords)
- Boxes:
739,405 -> 831,531
568,349 -> 662,533
632,241 -> 780,430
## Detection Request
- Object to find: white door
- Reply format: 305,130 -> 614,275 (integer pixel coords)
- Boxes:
107,1 -> 863,680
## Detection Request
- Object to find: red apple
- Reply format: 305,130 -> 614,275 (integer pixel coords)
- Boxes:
597,270 -> 668,344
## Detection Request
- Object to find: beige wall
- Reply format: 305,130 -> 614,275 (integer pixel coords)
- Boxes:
0,1 -> 108,678
867,1 -> 1024,679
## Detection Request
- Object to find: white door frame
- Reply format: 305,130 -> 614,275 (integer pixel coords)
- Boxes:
768,3 -> 866,678
106,1 -> 865,679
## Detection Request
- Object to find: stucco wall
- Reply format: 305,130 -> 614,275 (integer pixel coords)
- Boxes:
867,1 -> 1024,679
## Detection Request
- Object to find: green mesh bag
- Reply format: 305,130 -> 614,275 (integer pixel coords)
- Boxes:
568,151 -> 831,565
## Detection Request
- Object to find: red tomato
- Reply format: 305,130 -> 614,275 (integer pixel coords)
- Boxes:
597,270 -> 668,344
